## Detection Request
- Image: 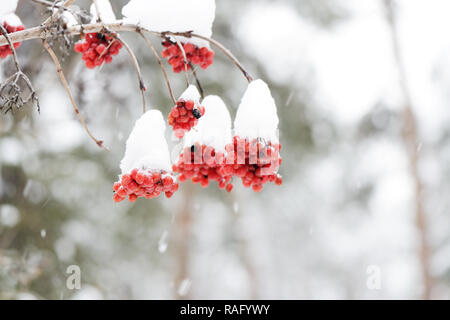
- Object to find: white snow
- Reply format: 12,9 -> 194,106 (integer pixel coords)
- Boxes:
120,110 -> 172,174
90,0 -> 117,24
184,95 -> 232,152
122,0 -> 215,48
61,10 -> 78,27
53,4 -> 78,27
0,1 -> 18,17
0,13 -> 23,27
234,79 -> 279,143
180,85 -> 201,103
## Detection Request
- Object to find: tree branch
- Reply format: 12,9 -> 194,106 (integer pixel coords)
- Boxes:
384,0 -> 432,299
42,39 -> 107,150
0,25 -> 39,113
116,35 -> 147,113
189,63 -> 204,99
138,31 -> 176,104
0,22 -> 254,83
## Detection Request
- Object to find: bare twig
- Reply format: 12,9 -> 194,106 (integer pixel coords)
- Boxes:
32,0 -> 70,11
0,25 -> 39,113
384,0 -> 432,299
189,63 -> 204,99
116,35 -> 147,113
90,1 -> 147,114
172,38 -> 190,87
42,39 -> 107,150
162,31 -> 254,83
0,22 -> 254,83
41,0 -> 76,27
139,31 -> 176,104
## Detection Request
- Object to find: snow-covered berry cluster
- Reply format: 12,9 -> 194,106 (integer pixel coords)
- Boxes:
113,169 -> 179,202
168,99 -> 205,139
74,33 -> 122,69
115,110 -> 179,203
0,22 -> 24,59
173,144 -> 234,192
230,137 -> 282,192
161,41 -> 214,73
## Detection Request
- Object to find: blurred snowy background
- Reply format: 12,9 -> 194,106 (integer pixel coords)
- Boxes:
1,0 -> 450,299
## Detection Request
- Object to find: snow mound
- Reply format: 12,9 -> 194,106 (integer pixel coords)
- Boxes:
184,95 -> 232,152
180,85 -> 201,103
0,1 -> 18,17
120,110 -> 172,174
234,79 -> 279,143
52,4 -> 78,27
91,0 -> 117,24
122,0 -> 216,48
0,13 -> 23,27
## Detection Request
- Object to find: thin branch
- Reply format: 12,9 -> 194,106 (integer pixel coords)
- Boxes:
41,0 -> 76,27
162,31 -> 254,83
384,0 -> 432,299
0,22 -> 253,83
138,31 -> 176,104
32,0 -> 71,11
42,39 -> 107,150
190,63 -> 204,99
172,38 -> 190,87
116,35 -> 147,113
0,25 -> 21,73
0,25 -> 39,113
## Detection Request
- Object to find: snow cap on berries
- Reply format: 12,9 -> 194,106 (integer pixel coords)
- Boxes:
0,0 -> 18,17
180,85 -> 201,104
122,0 -> 216,48
234,79 -> 279,143
0,13 -> 23,27
90,0 -> 117,24
120,110 -> 172,174
184,95 -> 232,152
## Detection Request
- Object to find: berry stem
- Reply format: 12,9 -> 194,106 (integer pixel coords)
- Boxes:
189,63 -> 204,99
42,39 -> 108,150
116,35 -> 147,114
160,31 -> 254,83
173,38 -> 190,87
138,31 -> 177,104
0,25 -> 20,72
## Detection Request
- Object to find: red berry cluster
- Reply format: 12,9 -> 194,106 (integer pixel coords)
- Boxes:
173,138 -> 282,193
0,22 -> 25,59
173,144 -> 234,192
161,41 -> 214,73
168,99 -> 205,139
113,168 -> 179,203
230,137 -> 283,192
74,33 -> 123,69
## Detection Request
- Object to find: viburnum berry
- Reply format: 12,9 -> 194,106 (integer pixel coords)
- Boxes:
0,22 -> 25,59
113,168 -> 179,203
74,32 -> 123,69
228,136 -> 283,192
161,40 -> 214,73
173,143 -> 234,192
168,98 -> 205,139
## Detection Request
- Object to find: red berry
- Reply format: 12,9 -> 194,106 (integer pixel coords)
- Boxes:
74,33 -> 122,69
161,41 -> 215,73
168,98 -> 205,139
